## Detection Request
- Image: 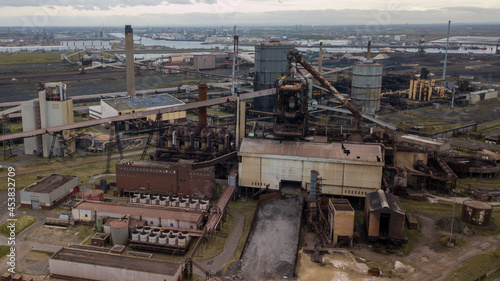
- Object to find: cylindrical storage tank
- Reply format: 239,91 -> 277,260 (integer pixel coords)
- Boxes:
170,197 -> 177,207
84,189 -> 105,202
144,227 -> 151,233
200,199 -> 209,210
131,230 -> 140,241
253,41 -> 296,111
148,233 -> 157,243
110,220 -> 129,245
140,231 -> 148,242
96,217 -> 104,232
139,196 -> 148,204
162,229 -> 170,235
151,199 -> 159,205
178,235 -> 186,247
179,199 -> 187,208
152,228 -> 161,235
159,235 -> 167,245
134,192 -> 141,197
461,200 -> 493,226
168,235 -> 177,245
189,200 -> 198,209
133,196 -> 139,203
160,198 -> 167,206
181,231 -> 189,239
152,195 -> 160,200
351,61 -> 383,115
136,226 -> 143,233
172,230 -> 179,237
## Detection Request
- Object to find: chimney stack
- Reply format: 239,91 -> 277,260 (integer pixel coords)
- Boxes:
198,83 -> 208,129
125,25 -> 135,96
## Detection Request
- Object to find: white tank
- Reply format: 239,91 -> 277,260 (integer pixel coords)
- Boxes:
168,235 -> 177,245
139,196 -> 148,204
140,232 -> 148,242
151,199 -> 159,205
132,197 -> 139,203
148,233 -> 157,243
159,235 -> 167,245
136,226 -> 143,233
131,230 -> 140,241
181,231 -> 189,239
152,228 -> 161,236
144,227 -> 151,233
178,235 -> 186,247
189,200 -> 198,209
172,230 -> 179,237
160,198 -> 167,206
200,200 -> 208,210
179,200 -> 187,208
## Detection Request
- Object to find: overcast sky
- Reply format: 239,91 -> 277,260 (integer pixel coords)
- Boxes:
0,0 -> 499,26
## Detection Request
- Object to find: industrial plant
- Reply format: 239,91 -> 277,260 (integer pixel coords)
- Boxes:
0,22 -> 499,281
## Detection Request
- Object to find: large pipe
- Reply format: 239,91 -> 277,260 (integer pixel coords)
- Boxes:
289,50 -> 362,135
125,25 -> 135,96
198,83 -> 208,129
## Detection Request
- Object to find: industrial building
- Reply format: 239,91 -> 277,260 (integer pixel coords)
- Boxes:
72,201 -> 203,229
89,93 -> 186,123
238,138 -> 384,197
59,40 -> 112,51
20,174 -> 78,210
193,54 -> 216,70
21,82 -> 75,157
364,190 -> 405,243
253,41 -> 295,111
328,199 -> 355,246
49,247 -> 183,281
116,159 -> 216,199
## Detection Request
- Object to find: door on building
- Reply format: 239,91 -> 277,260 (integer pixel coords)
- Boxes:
31,200 -> 41,210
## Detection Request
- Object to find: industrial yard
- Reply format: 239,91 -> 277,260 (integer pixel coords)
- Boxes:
0,22 -> 499,281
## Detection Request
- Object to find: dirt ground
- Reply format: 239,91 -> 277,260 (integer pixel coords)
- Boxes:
239,197 -> 303,281
25,225 -> 87,246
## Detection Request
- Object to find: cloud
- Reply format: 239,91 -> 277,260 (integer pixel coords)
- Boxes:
0,0 -> 194,10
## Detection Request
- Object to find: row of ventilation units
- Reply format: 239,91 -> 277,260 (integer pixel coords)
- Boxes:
129,226 -> 192,255
129,194 -> 210,210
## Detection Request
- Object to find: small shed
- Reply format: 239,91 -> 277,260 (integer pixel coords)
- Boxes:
20,174 -> 78,210
91,233 -> 110,247
328,199 -> 355,246
365,190 -> 405,243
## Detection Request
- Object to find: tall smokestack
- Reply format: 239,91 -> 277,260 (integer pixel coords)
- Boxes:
125,25 -> 135,96
318,42 -> 323,75
198,83 -> 207,129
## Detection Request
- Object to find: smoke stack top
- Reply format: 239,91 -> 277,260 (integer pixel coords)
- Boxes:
125,25 -> 133,34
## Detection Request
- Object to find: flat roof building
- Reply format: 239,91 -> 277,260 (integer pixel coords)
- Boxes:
238,138 -> 384,197
49,247 -> 182,281
20,174 -> 78,210
72,201 -> 203,230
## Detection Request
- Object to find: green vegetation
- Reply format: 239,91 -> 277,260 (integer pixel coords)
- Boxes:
228,199 -> 258,260
445,246 -> 500,281
0,246 -> 10,259
193,213 -> 235,261
439,235 -> 467,248
0,216 -> 37,236
400,199 -> 455,215
0,52 -> 66,66
403,224 -> 422,255
467,217 -> 500,236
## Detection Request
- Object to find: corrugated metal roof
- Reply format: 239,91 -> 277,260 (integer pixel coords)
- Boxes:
238,138 -> 384,164
366,190 -> 404,215
103,93 -> 184,111
24,174 -> 76,193
51,247 -> 181,276
76,201 -> 202,223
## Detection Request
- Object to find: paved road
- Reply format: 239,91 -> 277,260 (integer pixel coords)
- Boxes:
193,208 -> 244,277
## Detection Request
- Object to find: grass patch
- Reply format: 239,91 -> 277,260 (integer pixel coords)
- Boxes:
193,213 -> 235,261
400,199 -> 455,215
403,225 -> 422,255
0,246 -> 10,259
78,226 -> 92,240
445,246 -> 500,281
439,235 -> 468,248
0,216 -> 37,236
227,199 -> 258,260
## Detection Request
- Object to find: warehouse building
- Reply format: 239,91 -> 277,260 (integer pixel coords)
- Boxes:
89,93 -> 186,123
49,247 -> 183,281
72,201 -> 203,230
364,190 -> 405,243
328,199 -> 355,246
116,159 -> 216,199
238,138 -> 384,197
20,174 -> 78,210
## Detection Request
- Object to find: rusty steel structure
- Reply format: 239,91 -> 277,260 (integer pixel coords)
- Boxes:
287,50 -> 362,139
